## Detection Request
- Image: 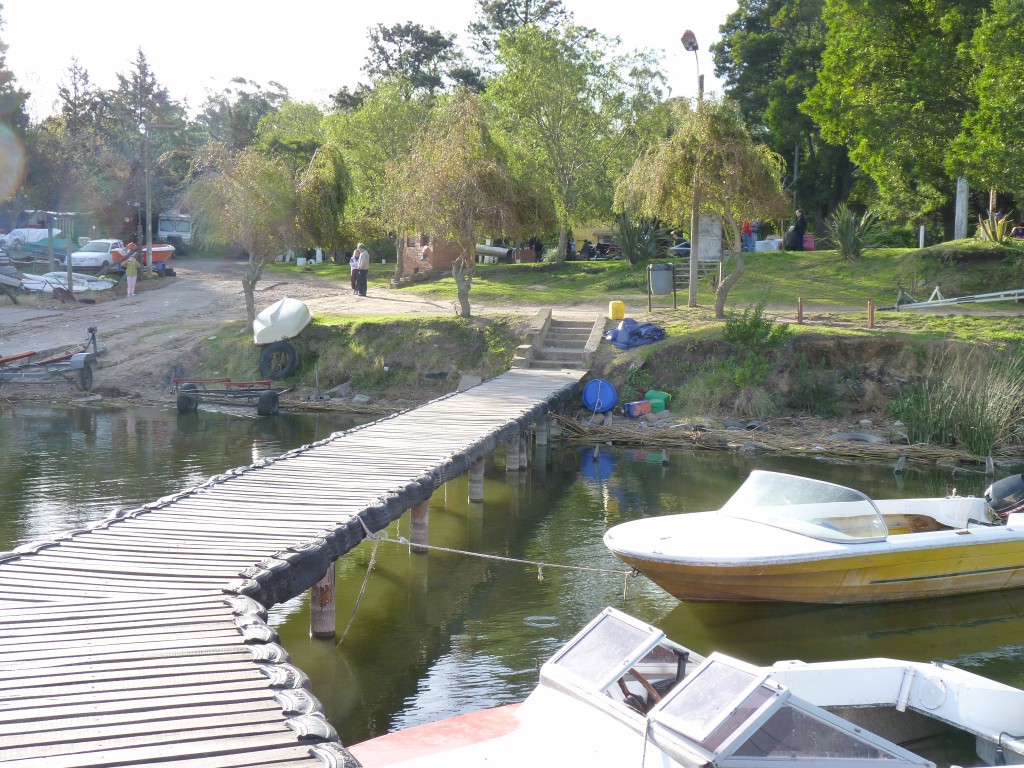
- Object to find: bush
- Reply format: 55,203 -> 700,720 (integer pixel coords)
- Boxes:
613,211 -> 673,265
824,203 -> 880,260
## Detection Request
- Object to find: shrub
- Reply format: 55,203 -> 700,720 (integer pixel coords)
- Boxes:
824,203 -> 880,260
976,213 -> 1016,244
613,211 -> 673,265
723,303 -> 792,351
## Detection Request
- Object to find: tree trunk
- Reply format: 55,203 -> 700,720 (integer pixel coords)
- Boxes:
392,235 -> 405,284
452,253 -> 473,317
241,257 -> 267,332
714,252 -> 745,319
550,229 -> 567,263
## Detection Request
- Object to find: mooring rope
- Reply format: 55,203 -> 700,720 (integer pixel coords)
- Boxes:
356,516 -> 636,589
336,534 -> 380,648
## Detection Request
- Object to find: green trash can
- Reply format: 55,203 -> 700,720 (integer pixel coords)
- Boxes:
648,262 -> 673,295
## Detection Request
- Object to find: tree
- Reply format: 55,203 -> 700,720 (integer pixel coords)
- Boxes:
803,0 -> 987,223
467,0 -> 571,61
950,0 -> 1024,200
197,77 -> 289,151
186,147 -> 349,330
616,97 -> 789,318
363,22 -> 481,97
711,0 -> 856,229
487,24 -> 663,262
255,102 -> 326,173
325,77 -> 431,280
388,91 -> 551,317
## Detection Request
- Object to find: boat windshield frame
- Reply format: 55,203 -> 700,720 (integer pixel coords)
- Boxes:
648,653 -> 933,768
541,607 -> 665,695
718,471 -> 888,544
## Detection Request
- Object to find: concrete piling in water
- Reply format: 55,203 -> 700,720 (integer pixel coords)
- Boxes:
535,416 -> 550,446
410,500 -> 429,554
506,437 -> 521,472
519,433 -> 529,469
468,458 -> 485,502
310,562 -> 337,638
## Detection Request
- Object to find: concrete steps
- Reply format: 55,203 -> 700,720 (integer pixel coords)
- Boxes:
513,311 -> 604,371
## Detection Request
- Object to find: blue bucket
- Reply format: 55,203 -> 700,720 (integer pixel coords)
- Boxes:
581,379 -> 618,414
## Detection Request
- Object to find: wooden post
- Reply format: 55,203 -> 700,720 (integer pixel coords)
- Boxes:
797,297 -> 804,325
468,458 -> 485,502
868,298 -> 875,329
506,437 -> 520,471
410,500 -> 429,554
310,562 -> 336,638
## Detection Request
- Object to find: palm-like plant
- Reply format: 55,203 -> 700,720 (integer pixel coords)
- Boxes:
976,213 -> 1016,243
824,203 -> 879,260
612,211 -> 673,266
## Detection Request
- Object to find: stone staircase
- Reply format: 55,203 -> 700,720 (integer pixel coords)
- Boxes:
513,310 -> 604,371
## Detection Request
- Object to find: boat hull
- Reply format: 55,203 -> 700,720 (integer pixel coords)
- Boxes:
115,245 -> 174,265
605,507 -> 1024,604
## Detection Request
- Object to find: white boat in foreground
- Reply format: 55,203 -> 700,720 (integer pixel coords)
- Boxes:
605,470 -> 1024,604
350,606 -> 1024,768
253,297 -> 313,344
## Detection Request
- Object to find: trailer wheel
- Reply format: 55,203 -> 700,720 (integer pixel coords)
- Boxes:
176,382 -> 199,413
76,363 -> 94,392
257,389 -> 280,417
259,341 -> 298,380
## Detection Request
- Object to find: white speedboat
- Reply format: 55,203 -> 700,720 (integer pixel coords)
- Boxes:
350,606 -> 1024,768
253,297 -> 313,344
20,272 -> 115,294
604,470 -> 1024,604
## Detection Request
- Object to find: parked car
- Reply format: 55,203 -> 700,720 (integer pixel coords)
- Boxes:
66,239 -> 125,271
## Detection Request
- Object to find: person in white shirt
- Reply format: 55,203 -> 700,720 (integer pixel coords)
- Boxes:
355,243 -> 370,296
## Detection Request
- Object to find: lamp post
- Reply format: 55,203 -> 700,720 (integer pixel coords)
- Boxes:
139,122 -> 152,275
681,29 -> 704,308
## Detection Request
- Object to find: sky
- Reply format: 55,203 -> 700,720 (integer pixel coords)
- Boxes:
4,0 -> 738,122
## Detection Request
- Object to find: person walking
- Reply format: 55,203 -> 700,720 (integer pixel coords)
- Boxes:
355,242 -> 370,297
124,252 -> 140,297
348,249 -> 358,295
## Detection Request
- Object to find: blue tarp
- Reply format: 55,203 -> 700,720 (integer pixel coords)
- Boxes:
603,318 -> 666,350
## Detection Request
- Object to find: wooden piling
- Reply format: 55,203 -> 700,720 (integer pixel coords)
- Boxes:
310,562 -> 336,638
798,297 -> 804,325
410,500 -> 429,554
468,458 -> 485,502
868,298 -> 875,329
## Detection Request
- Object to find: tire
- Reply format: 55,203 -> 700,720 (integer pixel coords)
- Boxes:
176,382 -> 199,413
256,389 -> 280,417
76,363 -> 93,392
259,341 -> 299,380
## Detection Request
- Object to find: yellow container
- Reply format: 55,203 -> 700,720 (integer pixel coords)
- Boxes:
608,300 -> 625,320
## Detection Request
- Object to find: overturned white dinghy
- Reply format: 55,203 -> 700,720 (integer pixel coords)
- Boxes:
253,297 -> 313,345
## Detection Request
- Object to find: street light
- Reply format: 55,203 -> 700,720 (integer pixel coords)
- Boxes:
681,29 -> 704,308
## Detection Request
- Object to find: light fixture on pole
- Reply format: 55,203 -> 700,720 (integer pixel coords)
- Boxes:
681,29 -> 704,308
139,122 -> 152,276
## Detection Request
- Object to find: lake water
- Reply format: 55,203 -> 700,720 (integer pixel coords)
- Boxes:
2,402 -> 1022,748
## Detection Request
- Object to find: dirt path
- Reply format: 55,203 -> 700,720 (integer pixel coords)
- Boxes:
0,259 -> 606,401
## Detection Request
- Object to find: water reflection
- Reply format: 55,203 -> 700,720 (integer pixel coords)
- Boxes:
0,404 -> 1010,748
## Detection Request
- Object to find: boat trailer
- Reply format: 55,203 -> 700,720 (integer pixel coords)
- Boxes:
174,378 -> 290,416
0,326 -> 105,391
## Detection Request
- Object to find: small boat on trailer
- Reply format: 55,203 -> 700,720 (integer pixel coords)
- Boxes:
604,470 -> 1024,604
350,606 -> 1024,768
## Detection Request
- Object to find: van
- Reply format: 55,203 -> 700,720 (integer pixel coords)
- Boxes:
157,214 -> 193,247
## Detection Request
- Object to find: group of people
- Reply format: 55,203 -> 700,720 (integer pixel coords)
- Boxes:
740,219 -> 761,252
738,210 -> 808,252
348,242 -> 370,296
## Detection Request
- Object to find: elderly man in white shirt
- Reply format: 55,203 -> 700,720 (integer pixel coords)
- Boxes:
355,242 -> 370,296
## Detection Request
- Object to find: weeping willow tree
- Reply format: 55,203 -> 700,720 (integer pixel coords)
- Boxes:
387,91 -> 552,317
616,96 -> 789,318
187,145 -> 349,331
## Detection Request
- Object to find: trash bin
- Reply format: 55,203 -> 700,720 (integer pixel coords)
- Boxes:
648,262 -> 673,295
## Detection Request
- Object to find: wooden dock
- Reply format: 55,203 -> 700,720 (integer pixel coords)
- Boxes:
0,367 -> 582,767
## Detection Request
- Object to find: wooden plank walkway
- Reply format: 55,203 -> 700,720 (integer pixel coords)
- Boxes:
0,368 -> 582,767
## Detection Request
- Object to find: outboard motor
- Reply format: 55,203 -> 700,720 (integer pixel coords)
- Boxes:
984,474 -> 1024,524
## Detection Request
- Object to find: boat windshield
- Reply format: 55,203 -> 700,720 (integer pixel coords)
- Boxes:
719,471 -> 887,544
650,655 -> 932,768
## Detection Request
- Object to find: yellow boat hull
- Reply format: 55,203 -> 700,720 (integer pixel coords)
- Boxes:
617,538 -> 1024,603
